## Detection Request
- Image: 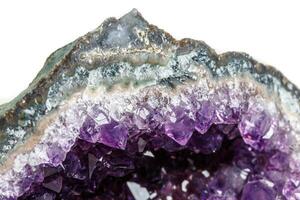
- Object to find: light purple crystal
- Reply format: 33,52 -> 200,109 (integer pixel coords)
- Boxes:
195,101 -> 215,134
164,108 -> 195,145
98,120 -> 128,149
79,116 -> 101,143
238,108 -> 272,149
46,143 -> 66,167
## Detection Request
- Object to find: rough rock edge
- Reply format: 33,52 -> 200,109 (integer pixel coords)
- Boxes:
0,8 -> 299,161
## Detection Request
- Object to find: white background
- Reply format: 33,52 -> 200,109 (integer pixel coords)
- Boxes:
0,0 -> 299,104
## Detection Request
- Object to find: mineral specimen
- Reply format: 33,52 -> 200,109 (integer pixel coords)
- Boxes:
0,9 -> 299,200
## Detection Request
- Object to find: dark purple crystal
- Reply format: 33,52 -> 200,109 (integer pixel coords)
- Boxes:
241,181 -> 276,200
18,118 -> 292,199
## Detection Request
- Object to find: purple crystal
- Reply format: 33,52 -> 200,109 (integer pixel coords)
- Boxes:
238,109 -> 272,149
208,166 -> 245,195
46,143 -> 66,167
241,181 -> 276,200
98,120 -> 128,150
283,179 -> 300,200
16,98 -> 298,200
79,116 -> 101,143
164,110 -> 195,145
267,151 -> 289,171
63,151 -> 86,180
42,176 -> 63,193
195,101 -> 215,134
188,127 -> 224,154
1,10 -> 299,200
88,153 -> 98,178
17,115 -> 295,199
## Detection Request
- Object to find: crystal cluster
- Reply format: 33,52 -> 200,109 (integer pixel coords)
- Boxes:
0,9 -> 300,200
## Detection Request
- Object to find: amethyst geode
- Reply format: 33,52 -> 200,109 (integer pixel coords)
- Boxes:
0,9 -> 300,200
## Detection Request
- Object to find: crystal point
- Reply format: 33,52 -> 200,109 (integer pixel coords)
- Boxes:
42,176 -> 63,193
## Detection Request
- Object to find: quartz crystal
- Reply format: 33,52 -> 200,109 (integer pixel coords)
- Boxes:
0,9 -> 299,200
